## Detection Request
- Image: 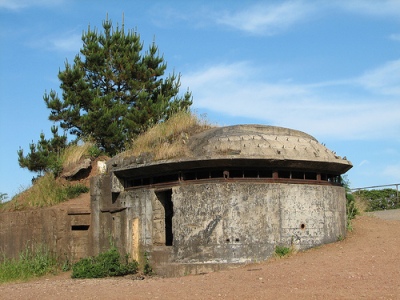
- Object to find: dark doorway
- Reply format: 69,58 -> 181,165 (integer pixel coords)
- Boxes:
156,189 -> 174,246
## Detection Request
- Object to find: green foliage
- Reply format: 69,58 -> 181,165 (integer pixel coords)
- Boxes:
18,126 -> 67,176
44,18 -> 192,156
143,252 -> 153,276
0,245 -> 58,283
353,189 -> 400,211
61,254 -> 72,272
275,246 -> 292,257
346,192 -> 358,222
71,246 -> 138,279
87,144 -> 103,159
64,184 -> 89,199
341,175 -> 358,230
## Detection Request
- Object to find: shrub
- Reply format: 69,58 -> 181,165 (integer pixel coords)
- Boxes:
88,145 -> 103,159
354,189 -> 400,211
346,192 -> 358,230
275,245 -> 292,257
341,175 -> 359,231
64,184 -> 89,199
143,252 -> 153,276
71,247 -> 138,279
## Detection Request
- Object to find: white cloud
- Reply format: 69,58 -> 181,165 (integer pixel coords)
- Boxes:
216,1 -> 316,35
335,0 -> 400,18
182,61 -> 400,140
382,163 -> 400,182
50,34 -> 82,53
384,148 -> 400,156
149,5 -> 191,28
357,59 -> 400,96
27,31 -> 81,53
0,0 -> 64,10
149,1 -> 400,36
212,0 -> 400,36
358,160 -> 369,167
389,33 -> 400,41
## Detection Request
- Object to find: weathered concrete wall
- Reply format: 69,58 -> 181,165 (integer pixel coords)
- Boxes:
91,176 -> 346,277
171,182 -> 345,264
0,206 -> 91,262
90,174 -> 154,267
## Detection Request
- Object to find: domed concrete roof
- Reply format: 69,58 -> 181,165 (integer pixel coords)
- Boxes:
189,124 -> 350,165
111,124 -> 352,178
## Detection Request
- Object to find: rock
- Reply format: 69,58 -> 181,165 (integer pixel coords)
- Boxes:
61,158 -> 92,179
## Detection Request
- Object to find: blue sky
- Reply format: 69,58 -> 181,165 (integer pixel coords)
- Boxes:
1,0 -> 400,198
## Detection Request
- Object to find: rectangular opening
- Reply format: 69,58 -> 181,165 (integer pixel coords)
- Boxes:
291,171 -> 304,180
155,189 -> 174,246
279,170 -> 291,178
210,170 -> 222,178
244,169 -> 258,178
196,170 -> 210,180
153,174 -> 179,184
112,192 -> 119,203
229,169 -> 243,178
259,170 -> 273,178
305,172 -> 317,180
183,171 -> 196,180
71,225 -> 90,231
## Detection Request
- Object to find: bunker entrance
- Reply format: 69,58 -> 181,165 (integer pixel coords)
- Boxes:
155,189 -> 174,246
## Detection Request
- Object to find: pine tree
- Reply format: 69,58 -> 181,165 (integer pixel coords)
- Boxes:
17,126 -> 67,176
43,18 -> 192,155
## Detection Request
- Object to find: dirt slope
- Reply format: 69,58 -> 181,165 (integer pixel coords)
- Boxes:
1,211 -> 399,300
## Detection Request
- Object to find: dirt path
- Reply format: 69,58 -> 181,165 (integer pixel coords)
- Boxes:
1,211 -> 400,300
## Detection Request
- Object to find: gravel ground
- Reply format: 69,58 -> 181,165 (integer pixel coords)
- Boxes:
366,208 -> 400,221
1,210 -> 399,300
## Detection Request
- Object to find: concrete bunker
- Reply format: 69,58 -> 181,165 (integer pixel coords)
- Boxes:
90,125 -> 352,276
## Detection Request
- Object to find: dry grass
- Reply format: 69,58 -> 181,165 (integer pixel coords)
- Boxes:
2,174 -> 60,210
61,142 -> 94,168
123,111 -> 213,160
1,174 -> 89,211
1,142 -> 95,211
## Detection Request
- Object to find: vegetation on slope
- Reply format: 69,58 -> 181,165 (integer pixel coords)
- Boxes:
4,112 -> 212,212
0,173 -> 89,211
123,111 -> 213,160
1,142 -> 97,211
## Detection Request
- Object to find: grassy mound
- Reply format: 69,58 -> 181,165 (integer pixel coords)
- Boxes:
123,111 -> 213,160
0,174 -> 89,211
1,141 -> 96,211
